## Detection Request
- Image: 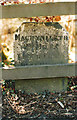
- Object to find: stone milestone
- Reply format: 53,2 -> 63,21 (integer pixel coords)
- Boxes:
14,22 -> 68,66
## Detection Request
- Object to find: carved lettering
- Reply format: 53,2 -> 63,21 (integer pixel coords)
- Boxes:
14,22 -> 68,66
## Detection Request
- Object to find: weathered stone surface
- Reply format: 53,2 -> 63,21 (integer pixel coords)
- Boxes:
14,22 -> 68,92
15,77 -> 68,93
14,22 -> 68,66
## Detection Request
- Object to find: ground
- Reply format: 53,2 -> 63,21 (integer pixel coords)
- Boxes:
2,77 -> 77,120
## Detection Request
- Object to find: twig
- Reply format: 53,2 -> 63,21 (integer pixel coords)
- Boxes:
25,101 -> 37,107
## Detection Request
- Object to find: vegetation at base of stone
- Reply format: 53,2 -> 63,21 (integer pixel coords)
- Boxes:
2,51 -> 14,67
2,80 -> 15,96
0,44 -> 14,67
67,77 -> 77,91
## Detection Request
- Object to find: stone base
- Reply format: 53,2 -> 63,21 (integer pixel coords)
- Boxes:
15,77 -> 68,93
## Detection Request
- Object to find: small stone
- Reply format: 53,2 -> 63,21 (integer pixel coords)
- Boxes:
63,113 -> 73,116
68,94 -> 72,97
42,95 -> 45,98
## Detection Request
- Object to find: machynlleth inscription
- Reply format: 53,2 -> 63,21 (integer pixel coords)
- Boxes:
14,22 -> 68,66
